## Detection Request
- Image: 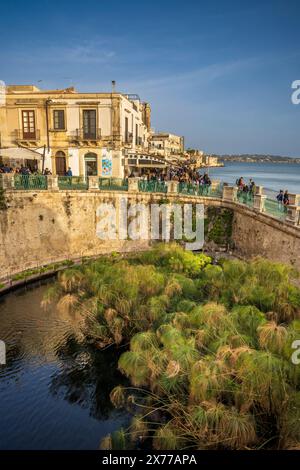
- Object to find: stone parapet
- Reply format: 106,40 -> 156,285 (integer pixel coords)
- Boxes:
88,176 -> 100,190
0,174 -> 14,189
222,185 -> 237,202
254,194 -> 267,212
166,181 -> 179,193
288,194 -> 300,206
127,177 -> 140,192
46,176 -> 58,190
286,205 -> 300,226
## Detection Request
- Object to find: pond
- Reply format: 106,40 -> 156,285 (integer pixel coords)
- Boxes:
0,281 -> 129,450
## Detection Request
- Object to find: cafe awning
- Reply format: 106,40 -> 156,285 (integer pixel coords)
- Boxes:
126,154 -> 167,168
0,147 -> 43,161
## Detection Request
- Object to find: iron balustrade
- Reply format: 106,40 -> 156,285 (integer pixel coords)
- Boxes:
264,198 -> 287,220
138,180 -> 167,193
99,178 -> 129,191
14,174 -> 47,190
69,128 -> 102,140
237,190 -> 255,207
178,182 -> 222,197
14,129 -> 41,141
58,176 -> 88,190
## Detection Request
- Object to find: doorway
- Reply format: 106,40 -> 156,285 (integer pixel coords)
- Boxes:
55,151 -> 66,175
84,152 -> 97,177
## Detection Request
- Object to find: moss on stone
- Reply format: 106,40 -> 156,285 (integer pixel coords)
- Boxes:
205,207 -> 233,246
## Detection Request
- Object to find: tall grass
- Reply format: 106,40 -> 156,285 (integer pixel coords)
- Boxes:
44,243 -> 300,450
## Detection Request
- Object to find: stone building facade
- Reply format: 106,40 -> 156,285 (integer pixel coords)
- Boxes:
0,85 -> 152,177
149,132 -> 184,159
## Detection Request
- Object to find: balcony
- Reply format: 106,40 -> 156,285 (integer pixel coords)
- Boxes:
14,129 -> 41,144
69,128 -> 102,142
124,133 -> 133,146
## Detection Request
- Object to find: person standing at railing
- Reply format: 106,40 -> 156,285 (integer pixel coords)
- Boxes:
276,190 -> 284,210
66,167 -> 72,177
249,179 -> 256,196
283,190 -> 290,207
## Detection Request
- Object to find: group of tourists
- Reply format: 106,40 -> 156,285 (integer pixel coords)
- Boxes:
236,176 -> 257,195
133,166 -> 212,186
0,164 -> 36,175
0,164 -> 74,177
0,163 -> 292,207
276,189 -> 290,206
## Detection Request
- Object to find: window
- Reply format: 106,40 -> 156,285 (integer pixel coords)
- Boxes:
83,110 -> 96,139
53,110 -> 65,130
135,123 -> 138,145
125,117 -> 129,143
22,110 -> 36,139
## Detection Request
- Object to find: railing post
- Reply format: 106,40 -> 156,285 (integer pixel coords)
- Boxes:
211,179 -> 221,191
128,177 -> 140,192
46,175 -> 58,190
166,181 -> 179,194
255,186 -> 264,196
288,194 -> 300,206
222,185 -> 237,202
88,176 -> 100,190
253,194 -> 267,212
0,174 -> 14,189
286,205 -> 300,226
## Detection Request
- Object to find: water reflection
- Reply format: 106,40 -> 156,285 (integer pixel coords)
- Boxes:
50,336 -> 128,420
0,281 -> 129,449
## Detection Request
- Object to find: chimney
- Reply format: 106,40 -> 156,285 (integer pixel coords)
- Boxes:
112,80 -> 116,93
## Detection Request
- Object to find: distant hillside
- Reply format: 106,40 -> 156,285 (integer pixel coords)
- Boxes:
217,154 -> 300,164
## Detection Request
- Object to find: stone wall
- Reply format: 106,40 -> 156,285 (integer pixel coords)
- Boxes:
231,206 -> 300,268
0,190 -> 299,279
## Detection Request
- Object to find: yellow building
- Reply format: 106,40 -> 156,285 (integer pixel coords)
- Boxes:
149,132 -> 184,159
0,85 -> 152,177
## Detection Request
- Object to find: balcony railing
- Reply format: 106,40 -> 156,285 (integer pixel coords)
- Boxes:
264,198 -> 287,220
99,178 -> 128,191
178,182 -> 222,197
237,190 -> 254,208
138,180 -> 167,193
124,133 -> 133,145
69,128 -> 102,141
14,129 -> 41,142
14,174 -> 47,190
58,176 -> 88,190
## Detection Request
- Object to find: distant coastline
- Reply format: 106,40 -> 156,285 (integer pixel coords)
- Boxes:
216,154 -> 300,164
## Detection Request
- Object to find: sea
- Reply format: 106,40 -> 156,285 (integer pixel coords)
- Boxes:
202,162 -> 300,195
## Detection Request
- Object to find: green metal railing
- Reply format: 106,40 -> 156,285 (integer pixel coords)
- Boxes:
138,180 -> 167,193
99,178 -> 128,191
14,174 -> 48,190
58,176 -> 88,190
237,190 -> 254,208
178,182 -> 222,197
264,198 -> 287,220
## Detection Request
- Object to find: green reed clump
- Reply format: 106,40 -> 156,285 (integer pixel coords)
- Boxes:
43,243 -> 300,450
43,243 -> 209,347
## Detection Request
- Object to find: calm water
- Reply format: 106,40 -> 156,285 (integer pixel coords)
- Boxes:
0,281 -> 129,450
204,162 -> 300,194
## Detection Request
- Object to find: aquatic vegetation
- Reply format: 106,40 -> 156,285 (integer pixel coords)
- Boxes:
45,243 -> 300,450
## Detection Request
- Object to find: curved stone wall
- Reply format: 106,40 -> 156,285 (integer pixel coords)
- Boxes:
0,190 -> 300,280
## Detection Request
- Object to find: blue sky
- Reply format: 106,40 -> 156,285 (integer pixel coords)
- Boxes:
1,0 -> 300,156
